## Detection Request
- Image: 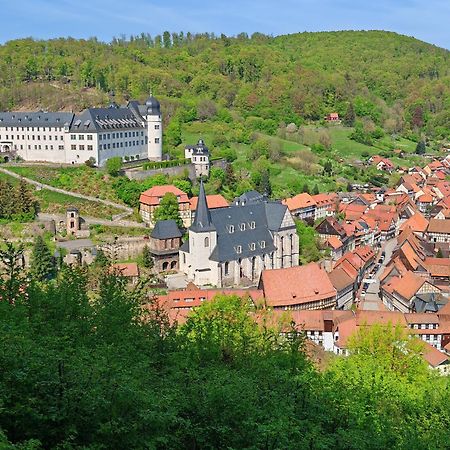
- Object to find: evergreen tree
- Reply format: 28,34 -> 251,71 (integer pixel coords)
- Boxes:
261,169 -> 272,197
312,184 -> 320,195
153,192 -> 183,228
142,245 -> 153,269
30,235 -> 56,281
301,183 -> 310,194
225,164 -> 236,189
16,179 -> 36,221
343,102 -> 356,126
162,31 -> 172,48
415,140 -> 426,154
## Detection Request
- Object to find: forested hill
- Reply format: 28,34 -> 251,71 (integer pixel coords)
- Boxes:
0,30 -> 448,137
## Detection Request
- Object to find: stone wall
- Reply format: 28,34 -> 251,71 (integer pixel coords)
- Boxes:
98,237 -> 150,261
124,159 -> 228,182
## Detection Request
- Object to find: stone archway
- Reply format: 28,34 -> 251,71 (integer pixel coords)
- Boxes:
170,260 -> 177,270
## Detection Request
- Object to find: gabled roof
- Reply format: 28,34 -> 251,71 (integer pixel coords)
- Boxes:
0,111 -> 75,128
139,185 -> 189,206
283,193 -> 316,211
382,271 -> 427,301
328,267 -> 355,291
422,342 -> 449,368
261,263 -> 336,308
428,219 -> 450,234
399,212 -> 429,234
189,194 -> 228,211
326,235 -> 343,250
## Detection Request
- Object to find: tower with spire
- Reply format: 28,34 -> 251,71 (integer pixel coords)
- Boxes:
180,180 -> 218,285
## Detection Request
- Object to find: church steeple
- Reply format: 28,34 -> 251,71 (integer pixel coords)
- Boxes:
191,179 -> 215,232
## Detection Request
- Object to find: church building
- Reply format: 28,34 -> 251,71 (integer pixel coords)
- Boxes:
179,182 -> 299,287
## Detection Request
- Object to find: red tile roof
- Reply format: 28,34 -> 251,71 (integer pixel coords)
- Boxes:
382,271 -> 427,301
399,212 -> 429,233
428,219 -> 450,234
110,262 -> 139,278
139,185 -> 189,206
189,194 -> 229,211
326,235 -> 343,250
261,263 -> 336,308
283,193 -> 316,211
422,342 -> 448,368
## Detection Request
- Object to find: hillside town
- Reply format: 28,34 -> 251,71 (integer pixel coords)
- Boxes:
137,152 -> 450,371
1,98 -> 450,372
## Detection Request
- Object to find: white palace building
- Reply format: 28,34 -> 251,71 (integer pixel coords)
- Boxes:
0,94 -> 162,166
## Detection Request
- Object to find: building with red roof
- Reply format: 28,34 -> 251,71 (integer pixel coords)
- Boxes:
259,263 -> 337,310
139,185 -> 191,227
282,193 -> 316,221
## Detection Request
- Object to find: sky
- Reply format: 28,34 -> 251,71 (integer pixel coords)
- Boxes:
0,0 -> 449,49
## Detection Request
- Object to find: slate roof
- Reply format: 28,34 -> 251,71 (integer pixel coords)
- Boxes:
185,139 -> 210,156
71,107 -> 143,133
0,111 -> 74,128
0,94 -> 160,133
234,190 -> 265,206
150,220 -> 182,240
208,202 -> 278,262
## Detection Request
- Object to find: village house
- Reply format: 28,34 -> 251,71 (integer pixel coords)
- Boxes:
381,271 -> 442,312
154,286 -> 264,325
325,112 -> 340,122
334,246 -> 375,285
259,263 -> 337,310
427,219 -> 450,245
312,193 -> 338,220
315,216 -> 353,253
184,139 -> 210,178
139,185 -> 191,227
148,219 -> 182,272
421,342 -> 450,374
323,235 -> 344,261
283,193 -> 316,222
328,267 -> 355,309
368,155 -> 395,173
179,183 -> 299,287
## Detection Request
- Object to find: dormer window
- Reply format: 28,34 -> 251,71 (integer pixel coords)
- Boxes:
250,221 -> 255,229
249,243 -> 256,251
228,225 -> 234,234
235,245 -> 242,254
260,241 -> 266,249
240,223 -> 246,231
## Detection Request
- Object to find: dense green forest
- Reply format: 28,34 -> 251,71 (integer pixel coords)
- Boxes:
1,242 -> 450,449
0,31 -> 448,140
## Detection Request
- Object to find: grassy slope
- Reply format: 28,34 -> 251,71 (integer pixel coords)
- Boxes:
0,170 -> 121,218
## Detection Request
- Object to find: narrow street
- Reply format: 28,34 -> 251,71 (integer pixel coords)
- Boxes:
358,237 -> 397,311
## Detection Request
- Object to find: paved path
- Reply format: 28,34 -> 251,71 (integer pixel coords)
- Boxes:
37,212 -> 147,229
0,166 -> 133,214
359,237 -> 397,311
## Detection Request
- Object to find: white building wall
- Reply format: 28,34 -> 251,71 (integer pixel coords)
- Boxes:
146,113 -> 162,160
